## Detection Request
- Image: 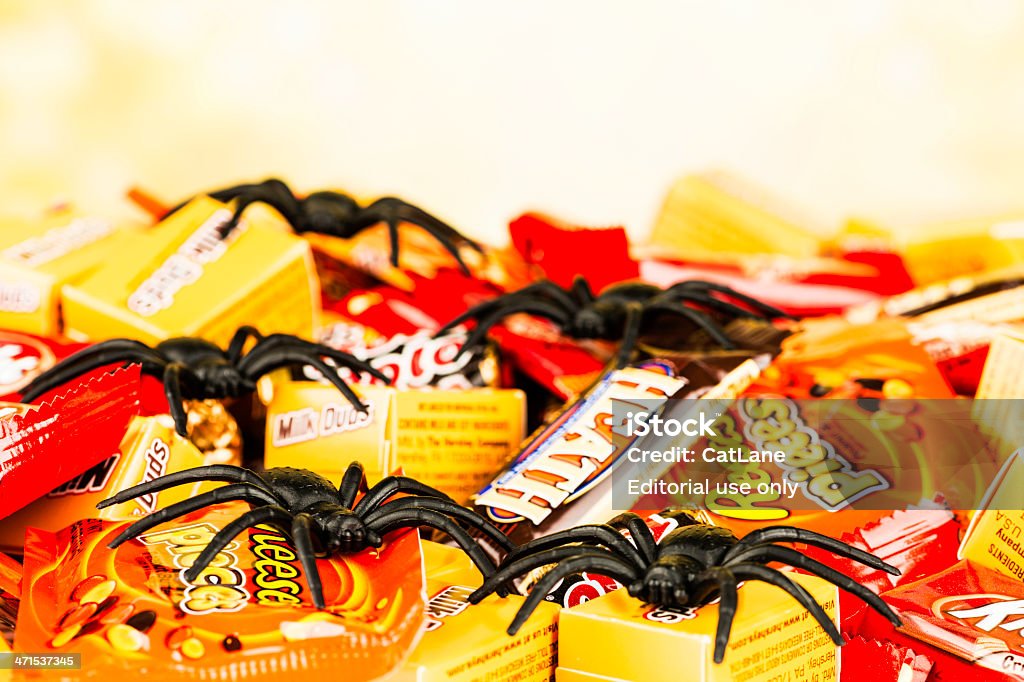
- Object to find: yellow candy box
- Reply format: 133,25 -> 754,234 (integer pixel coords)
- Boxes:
393,540 -> 558,682
556,573 -> 839,682
61,196 -> 319,346
0,209 -> 124,337
263,376 -> 526,504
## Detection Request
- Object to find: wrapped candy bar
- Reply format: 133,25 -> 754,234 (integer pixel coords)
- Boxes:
0,416 -> 210,553
839,636 -> 933,682
15,503 -> 426,680
866,561 -> 1024,680
0,367 -> 140,521
0,329 -> 85,402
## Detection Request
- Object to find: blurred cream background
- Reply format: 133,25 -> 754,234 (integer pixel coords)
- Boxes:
2,0 -> 1024,243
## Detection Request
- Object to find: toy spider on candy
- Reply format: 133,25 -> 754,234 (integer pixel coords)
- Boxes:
98,461 -> 515,608
469,511 -> 902,664
165,177 -> 484,273
20,326 -> 385,437
438,277 -> 792,368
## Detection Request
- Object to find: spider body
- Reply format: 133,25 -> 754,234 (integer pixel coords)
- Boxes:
168,178 -> 484,273
439,277 -> 792,369
470,511 -> 902,664
20,326 -> 386,437
99,461 -> 515,608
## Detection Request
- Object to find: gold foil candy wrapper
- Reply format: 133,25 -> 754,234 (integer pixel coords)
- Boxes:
184,399 -> 242,466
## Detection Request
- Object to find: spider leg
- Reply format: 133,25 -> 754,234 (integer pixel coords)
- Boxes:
729,563 -> 844,646
663,291 -> 762,320
385,213 -> 402,268
362,197 -> 484,274
97,465 -> 273,509
437,290 -> 573,340
440,280 -> 579,327
570,276 -> 596,305
504,525 -> 645,570
704,567 -> 739,664
163,362 -> 203,437
614,301 -> 644,369
353,476 -> 455,514
182,505 -> 295,583
457,300 -> 573,356
292,513 -> 325,608
216,178 -> 303,239
242,335 -> 390,383
161,182 -> 271,219
606,513 -> 659,564
642,300 -> 736,349
508,554 -> 639,635
469,545 -> 621,603
667,281 -> 792,320
338,461 -> 370,509
226,326 -> 265,364
20,340 -> 167,403
725,545 -> 902,627
366,508 -> 501,586
239,347 -> 370,413
366,497 -> 514,554
385,198 -> 485,253
107,483 -> 280,548
726,527 -> 900,576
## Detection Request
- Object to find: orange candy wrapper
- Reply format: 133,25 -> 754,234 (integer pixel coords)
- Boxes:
16,503 -> 426,681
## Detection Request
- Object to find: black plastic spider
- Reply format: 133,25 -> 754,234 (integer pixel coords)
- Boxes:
166,177 -> 484,274
438,277 -> 792,368
468,511 -> 902,664
98,461 -> 515,608
20,326 -> 386,437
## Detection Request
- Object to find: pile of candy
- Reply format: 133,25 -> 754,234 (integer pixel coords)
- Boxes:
0,172 -> 1022,681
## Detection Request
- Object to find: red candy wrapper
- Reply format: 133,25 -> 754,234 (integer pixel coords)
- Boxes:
509,212 -> 639,292
641,259 -> 881,317
863,560 -> 1024,680
803,507 -> 962,603
330,270 -> 502,337
314,321 -> 498,389
0,366 -> 140,521
840,635 -> 933,682
0,329 -> 87,402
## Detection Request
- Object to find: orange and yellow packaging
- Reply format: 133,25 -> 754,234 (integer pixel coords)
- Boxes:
0,209 -> 124,337
61,196 -> 319,347
15,504 -> 426,681
0,415 -> 209,553
393,541 -> 558,682
263,378 -> 526,503
556,573 -> 839,682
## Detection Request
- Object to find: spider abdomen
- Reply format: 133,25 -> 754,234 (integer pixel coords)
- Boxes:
260,467 -> 341,511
